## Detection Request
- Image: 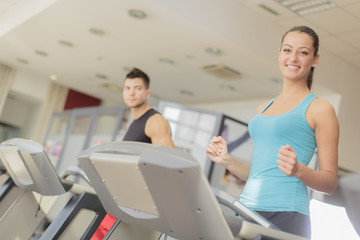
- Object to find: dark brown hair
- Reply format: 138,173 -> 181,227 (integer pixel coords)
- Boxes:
125,68 -> 150,89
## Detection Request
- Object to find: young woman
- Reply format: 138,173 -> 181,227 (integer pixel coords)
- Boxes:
206,26 -> 339,239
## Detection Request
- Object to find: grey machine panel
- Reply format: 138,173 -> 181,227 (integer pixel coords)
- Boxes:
78,141 -> 234,240
0,138 -> 66,196
78,141 -> 308,240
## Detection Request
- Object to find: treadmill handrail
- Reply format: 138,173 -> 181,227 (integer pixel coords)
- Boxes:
211,187 -> 278,230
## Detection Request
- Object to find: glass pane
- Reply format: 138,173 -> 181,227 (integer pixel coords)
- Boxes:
115,109 -> 132,141
222,118 -> 252,163
90,114 -> 118,146
44,114 -> 70,166
0,122 -> 20,142
58,116 -> 91,174
197,113 -> 217,131
179,109 -> 198,126
162,106 -> 180,121
211,117 -> 251,199
165,107 -> 218,173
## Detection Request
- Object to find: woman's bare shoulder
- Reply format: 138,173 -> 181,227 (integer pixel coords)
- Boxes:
310,97 -> 336,114
256,100 -> 271,114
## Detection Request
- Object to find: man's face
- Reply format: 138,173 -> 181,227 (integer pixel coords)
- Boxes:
123,78 -> 150,108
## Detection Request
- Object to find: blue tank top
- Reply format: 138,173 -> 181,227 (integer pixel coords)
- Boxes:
239,93 -> 317,215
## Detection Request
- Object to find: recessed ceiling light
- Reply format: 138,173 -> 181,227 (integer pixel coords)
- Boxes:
89,27 -> 106,36
128,9 -> 147,19
49,74 -> 58,81
59,40 -> 73,47
95,73 -> 108,80
274,0 -> 336,16
35,50 -> 48,57
180,89 -> 194,96
220,84 -> 236,91
205,47 -> 222,56
159,58 -> 175,66
16,58 -> 28,64
101,83 -> 123,93
123,66 -> 133,72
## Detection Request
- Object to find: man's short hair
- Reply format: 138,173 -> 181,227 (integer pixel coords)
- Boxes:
125,68 -> 150,89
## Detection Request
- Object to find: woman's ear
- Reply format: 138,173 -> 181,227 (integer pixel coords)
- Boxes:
312,54 -> 320,67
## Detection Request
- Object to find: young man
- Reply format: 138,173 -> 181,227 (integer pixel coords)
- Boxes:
122,67 -> 175,147
91,68 -> 175,240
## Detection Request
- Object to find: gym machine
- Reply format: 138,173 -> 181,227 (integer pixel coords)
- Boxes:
0,138 -> 107,240
78,141 -> 308,240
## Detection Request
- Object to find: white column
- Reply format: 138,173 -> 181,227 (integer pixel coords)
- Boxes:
0,63 -> 16,116
32,81 -> 68,143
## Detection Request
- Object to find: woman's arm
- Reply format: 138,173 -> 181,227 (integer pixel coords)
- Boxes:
206,136 -> 251,181
277,99 -> 339,194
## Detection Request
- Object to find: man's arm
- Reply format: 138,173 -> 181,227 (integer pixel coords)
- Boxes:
145,114 -> 175,148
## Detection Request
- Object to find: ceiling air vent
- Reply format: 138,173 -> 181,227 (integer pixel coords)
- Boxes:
199,64 -> 242,80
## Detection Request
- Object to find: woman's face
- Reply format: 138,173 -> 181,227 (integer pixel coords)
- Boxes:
278,31 -> 319,84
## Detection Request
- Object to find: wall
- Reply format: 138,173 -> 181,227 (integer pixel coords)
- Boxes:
10,68 -> 49,101
0,68 -> 47,139
64,89 -> 102,110
315,51 -> 360,172
0,94 -> 41,139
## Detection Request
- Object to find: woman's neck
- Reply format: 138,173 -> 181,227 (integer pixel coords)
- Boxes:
279,80 -> 310,100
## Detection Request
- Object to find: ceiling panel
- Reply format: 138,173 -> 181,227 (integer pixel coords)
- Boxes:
0,0 -> 358,104
275,16 -> 330,37
342,52 -> 360,69
321,35 -> 359,56
337,31 -> 360,49
331,0 -> 360,6
343,2 -> 360,18
304,8 -> 360,34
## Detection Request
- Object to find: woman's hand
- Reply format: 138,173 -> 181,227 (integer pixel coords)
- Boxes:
277,145 -> 302,177
206,136 -> 229,166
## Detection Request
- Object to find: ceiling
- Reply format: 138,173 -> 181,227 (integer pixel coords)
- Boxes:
0,0 -> 360,105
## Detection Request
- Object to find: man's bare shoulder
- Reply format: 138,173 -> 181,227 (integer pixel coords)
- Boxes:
145,113 -> 170,132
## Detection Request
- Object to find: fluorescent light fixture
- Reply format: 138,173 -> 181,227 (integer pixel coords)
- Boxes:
259,4 -> 280,16
274,0 -> 336,15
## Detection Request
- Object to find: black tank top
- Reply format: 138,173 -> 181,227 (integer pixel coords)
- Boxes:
122,108 -> 159,143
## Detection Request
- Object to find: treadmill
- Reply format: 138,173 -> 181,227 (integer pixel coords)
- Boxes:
0,138 -> 107,240
78,141 -> 308,240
